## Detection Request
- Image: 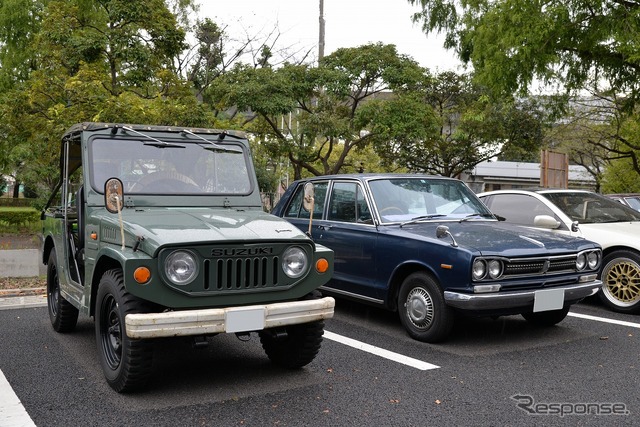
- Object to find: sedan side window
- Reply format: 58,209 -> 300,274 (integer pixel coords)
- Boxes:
327,182 -> 372,224
485,194 -> 554,226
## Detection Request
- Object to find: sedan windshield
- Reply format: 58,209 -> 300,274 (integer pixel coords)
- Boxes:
368,178 -> 493,223
544,192 -> 640,223
89,138 -> 251,195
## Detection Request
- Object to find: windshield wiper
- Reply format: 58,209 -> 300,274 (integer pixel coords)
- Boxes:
459,213 -> 495,222
121,126 -> 185,148
400,214 -> 446,227
181,129 -> 243,153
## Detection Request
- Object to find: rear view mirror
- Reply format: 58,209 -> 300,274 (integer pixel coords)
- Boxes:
533,215 -> 561,229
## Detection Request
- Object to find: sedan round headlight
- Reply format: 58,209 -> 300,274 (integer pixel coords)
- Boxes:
165,250 -> 198,285
587,251 -> 600,270
576,253 -> 587,271
282,246 -> 308,278
472,259 -> 487,280
487,259 -> 503,279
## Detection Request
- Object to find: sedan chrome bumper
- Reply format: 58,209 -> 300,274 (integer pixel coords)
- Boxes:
125,297 -> 335,339
444,280 -> 602,311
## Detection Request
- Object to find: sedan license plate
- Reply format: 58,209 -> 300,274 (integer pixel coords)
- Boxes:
225,307 -> 266,333
533,288 -> 565,312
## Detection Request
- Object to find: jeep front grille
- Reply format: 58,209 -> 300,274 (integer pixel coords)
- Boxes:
159,243 -> 312,295
204,256 -> 280,290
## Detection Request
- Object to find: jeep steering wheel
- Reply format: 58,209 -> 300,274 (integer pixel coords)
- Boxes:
131,171 -> 200,192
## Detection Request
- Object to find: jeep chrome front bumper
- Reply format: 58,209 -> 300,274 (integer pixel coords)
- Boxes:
125,297 -> 335,339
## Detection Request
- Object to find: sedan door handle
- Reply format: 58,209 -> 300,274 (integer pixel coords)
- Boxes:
318,224 -> 332,230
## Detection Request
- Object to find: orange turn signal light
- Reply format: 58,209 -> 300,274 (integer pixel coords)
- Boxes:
316,258 -> 329,274
134,267 -> 151,284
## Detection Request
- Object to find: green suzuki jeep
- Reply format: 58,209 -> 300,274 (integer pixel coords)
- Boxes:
41,122 -> 334,392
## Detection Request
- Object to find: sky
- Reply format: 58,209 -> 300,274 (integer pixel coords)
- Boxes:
197,0 -> 462,72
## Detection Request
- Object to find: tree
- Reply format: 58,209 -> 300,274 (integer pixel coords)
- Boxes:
372,72 -> 548,176
0,0 -> 204,203
208,43 -> 428,179
408,0 -> 640,101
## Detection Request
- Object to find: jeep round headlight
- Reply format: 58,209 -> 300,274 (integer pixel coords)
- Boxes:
282,246 -> 308,278
165,250 -> 198,285
576,253 -> 587,271
472,259 -> 487,280
587,251 -> 600,270
487,259 -> 503,279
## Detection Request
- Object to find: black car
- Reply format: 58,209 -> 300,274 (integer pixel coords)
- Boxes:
273,174 -> 603,342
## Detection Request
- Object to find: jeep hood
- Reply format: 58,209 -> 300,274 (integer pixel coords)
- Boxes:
387,220 -> 596,256
99,207 -> 308,255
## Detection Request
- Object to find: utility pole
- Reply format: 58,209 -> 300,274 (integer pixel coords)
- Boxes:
318,0 -> 325,62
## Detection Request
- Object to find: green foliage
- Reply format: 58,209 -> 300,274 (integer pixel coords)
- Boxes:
0,0 -> 205,204
602,158 -> 640,194
409,0 -> 640,102
208,43 -> 429,179
0,208 -> 41,233
372,72 -> 548,176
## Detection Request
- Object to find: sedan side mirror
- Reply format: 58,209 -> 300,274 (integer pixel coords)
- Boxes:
533,215 -> 561,229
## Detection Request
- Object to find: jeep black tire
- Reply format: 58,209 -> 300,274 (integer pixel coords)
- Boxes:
259,320 -> 325,369
397,272 -> 454,343
46,248 -> 79,332
598,250 -> 640,314
95,269 -> 153,393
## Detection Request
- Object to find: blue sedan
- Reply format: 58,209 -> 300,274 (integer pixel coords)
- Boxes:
273,174 -> 602,342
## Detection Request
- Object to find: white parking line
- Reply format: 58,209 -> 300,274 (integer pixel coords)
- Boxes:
324,330 -> 439,370
569,312 -> 640,328
0,369 -> 36,427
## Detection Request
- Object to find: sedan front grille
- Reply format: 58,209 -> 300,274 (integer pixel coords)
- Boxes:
503,255 -> 577,277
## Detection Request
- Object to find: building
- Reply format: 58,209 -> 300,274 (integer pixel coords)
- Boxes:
462,160 -> 596,193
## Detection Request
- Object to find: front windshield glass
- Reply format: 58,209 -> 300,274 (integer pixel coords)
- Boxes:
544,192 -> 640,223
89,138 -> 251,195
368,177 -> 493,223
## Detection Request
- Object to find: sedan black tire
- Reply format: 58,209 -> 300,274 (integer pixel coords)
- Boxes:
46,249 -> 79,332
598,250 -> 640,314
95,269 -> 153,393
397,272 -> 454,343
522,307 -> 569,327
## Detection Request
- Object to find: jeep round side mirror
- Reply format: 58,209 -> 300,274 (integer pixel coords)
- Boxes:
302,182 -> 315,212
302,182 -> 315,237
105,178 -> 124,214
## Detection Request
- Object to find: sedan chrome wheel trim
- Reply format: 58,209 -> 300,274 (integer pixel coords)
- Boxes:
405,287 -> 434,329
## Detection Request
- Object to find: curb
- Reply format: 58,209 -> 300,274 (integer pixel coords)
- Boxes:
0,294 -> 47,310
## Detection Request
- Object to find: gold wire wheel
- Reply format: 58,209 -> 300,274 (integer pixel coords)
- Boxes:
603,259 -> 640,305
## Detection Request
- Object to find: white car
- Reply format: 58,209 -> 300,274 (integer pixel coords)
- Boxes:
478,189 -> 640,314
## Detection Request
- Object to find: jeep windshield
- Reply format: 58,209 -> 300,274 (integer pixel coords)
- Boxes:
368,177 -> 495,224
89,137 -> 251,195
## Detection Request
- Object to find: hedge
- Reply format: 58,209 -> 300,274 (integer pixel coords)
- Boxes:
0,210 -> 40,226
0,198 -> 36,207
